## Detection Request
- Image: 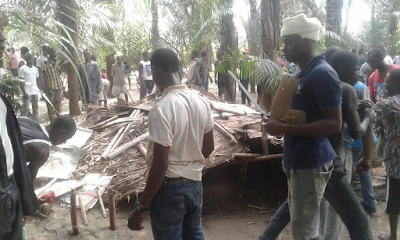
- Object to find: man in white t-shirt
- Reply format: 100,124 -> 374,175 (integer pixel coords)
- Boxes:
128,48 -> 214,239
18,53 -> 40,121
139,51 -> 154,99
186,50 -> 198,82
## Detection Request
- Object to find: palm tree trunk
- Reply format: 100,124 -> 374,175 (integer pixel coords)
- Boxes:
248,0 -> 258,92
343,0 -> 352,37
220,0 -> 236,103
326,0 -> 343,35
56,0 -> 80,116
260,0 -> 280,111
151,0 -> 160,50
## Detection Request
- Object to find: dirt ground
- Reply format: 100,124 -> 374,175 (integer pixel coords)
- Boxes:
24,79 -> 398,239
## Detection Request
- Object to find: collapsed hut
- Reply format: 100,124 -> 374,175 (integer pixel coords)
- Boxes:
72,85 -> 283,201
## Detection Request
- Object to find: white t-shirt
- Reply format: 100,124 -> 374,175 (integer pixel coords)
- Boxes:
146,85 -> 214,181
18,65 -> 39,96
186,59 -> 197,82
0,98 -> 14,176
384,55 -> 393,65
140,60 -> 153,81
36,55 -> 48,68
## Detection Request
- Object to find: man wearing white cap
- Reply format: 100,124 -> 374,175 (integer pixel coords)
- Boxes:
263,14 -> 342,240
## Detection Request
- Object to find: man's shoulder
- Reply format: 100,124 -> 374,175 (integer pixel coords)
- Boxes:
354,81 -> 367,89
389,64 -> 400,71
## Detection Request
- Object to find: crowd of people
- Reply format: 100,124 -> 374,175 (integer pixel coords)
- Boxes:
1,11 -> 400,240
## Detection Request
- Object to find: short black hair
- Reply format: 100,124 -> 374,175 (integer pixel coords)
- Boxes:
351,48 -> 357,54
47,47 -> 56,54
201,51 -> 207,57
357,47 -> 365,55
330,50 -> 359,73
50,116 -> 77,138
151,48 -> 180,73
388,69 -> 400,95
20,46 -> 29,57
191,51 -> 198,60
143,51 -> 150,57
324,46 -> 341,65
367,48 -> 385,59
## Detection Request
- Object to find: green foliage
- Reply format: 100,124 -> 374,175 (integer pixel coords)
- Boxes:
0,73 -> 22,111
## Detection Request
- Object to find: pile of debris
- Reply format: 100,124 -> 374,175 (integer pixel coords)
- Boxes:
72,86 -> 282,200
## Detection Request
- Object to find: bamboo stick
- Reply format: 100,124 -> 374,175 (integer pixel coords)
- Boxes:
109,190 -> 117,230
78,193 -> 88,226
136,143 -> 147,157
231,153 -> 262,159
110,122 -> 134,152
91,115 -> 118,129
104,132 -> 149,160
70,190 -> 79,235
101,127 -> 125,158
214,121 -> 238,144
97,185 -> 107,218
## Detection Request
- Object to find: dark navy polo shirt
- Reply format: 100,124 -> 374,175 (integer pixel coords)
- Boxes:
283,55 -> 342,169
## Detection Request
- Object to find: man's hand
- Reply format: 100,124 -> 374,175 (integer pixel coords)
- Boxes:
359,99 -> 374,110
210,78 -> 213,84
356,157 -> 371,174
127,210 -> 146,231
262,117 -> 287,136
97,88 -> 101,94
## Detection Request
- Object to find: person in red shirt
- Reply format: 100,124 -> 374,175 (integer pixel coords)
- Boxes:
367,48 -> 400,102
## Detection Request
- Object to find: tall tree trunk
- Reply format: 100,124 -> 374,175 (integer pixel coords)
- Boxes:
56,0 -> 80,116
220,0 -> 236,103
260,0 -> 280,60
260,0 -> 280,111
151,0 -> 160,50
103,30 -> 115,92
326,0 -> 343,35
248,0 -> 259,92
343,0 -> 351,37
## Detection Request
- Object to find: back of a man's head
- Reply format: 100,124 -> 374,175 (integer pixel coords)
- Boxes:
20,46 -> 29,58
330,50 -> 359,84
191,51 -> 198,60
324,46 -> 341,64
151,48 -> 180,73
201,51 -> 207,58
50,116 -> 77,140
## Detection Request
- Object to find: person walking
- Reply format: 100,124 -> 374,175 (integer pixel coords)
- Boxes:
36,44 -> 49,92
43,47 -> 66,116
195,51 -> 210,91
139,51 -> 154,99
18,53 -> 40,121
78,49 -> 102,106
111,56 -> 128,102
262,14 -> 342,240
8,47 -> 18,76
128,48 -> 214,239
367,48 -> 400,102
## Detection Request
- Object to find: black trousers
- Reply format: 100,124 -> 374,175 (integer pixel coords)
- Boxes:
140,81 -> 154,99
0,177 -> 23,240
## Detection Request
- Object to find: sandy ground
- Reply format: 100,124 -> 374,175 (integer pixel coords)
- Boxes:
24,78 -> 398,239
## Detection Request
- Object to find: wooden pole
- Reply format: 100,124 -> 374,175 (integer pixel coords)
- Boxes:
70,190 -> 79,235
97,185 -> 107,218
78,193 -> 88,226
104,132 -> 149,160
136,143 -> 147,157
109,190 -> 117,230
214,121 -> 238,144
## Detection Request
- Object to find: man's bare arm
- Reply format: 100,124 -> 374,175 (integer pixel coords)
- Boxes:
280,105 -> 342,137
138,143 -> 169,208
202,130 -> 214,158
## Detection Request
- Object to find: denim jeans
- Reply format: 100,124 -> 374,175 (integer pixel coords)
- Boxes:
352,147 -> 377,210
149,178 -> 203,240
21,94 -> 38,121
259,170 -> 372,240
203,80 -> 209,92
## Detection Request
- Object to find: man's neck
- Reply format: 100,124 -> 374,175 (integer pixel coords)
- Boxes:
85,60 -> 91,64
378,63 -> 390,73
159,73 -> 181,93
27,64 -> 33,68
297,54 -> 315,70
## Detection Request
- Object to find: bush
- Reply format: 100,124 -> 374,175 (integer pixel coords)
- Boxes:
0,72 -> 23,111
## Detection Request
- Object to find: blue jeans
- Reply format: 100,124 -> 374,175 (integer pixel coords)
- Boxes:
352,147 -> 377,210
203,80 -> 209,91
149,178 -> 203,240
259,170 -> 372,240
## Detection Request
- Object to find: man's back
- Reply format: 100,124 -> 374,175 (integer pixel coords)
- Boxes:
112,63 -> 125,86
148,85 -> 213,181
17,117 -> 49,147
369,64 -> 400,101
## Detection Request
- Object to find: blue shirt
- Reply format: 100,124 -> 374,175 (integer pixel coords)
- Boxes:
283,56 -> 342,169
